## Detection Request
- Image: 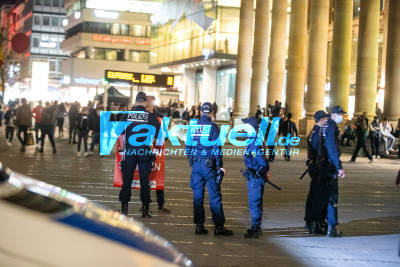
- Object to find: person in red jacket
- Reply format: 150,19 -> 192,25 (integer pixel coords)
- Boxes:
32,101 -> 45,145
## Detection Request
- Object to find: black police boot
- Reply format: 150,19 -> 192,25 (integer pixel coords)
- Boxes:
158,205 -> 171,213
214,225 -> 233,236
244,227 -> 262,238
141,205 -> 152,218
195,224 -> 209,235
310,221 -> 324,235
120,202 -> 128,215
327,225 -> 342,237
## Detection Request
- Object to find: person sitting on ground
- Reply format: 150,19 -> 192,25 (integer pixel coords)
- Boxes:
394,118 -> 400,138
381,118 -> 395,155
341,121 -> 355,146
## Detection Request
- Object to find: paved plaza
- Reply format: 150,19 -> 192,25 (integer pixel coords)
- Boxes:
0,136 -> 399,267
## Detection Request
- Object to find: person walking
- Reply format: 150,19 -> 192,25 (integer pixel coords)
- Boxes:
32,101 -> 45,145
4,104 -> 16,146
349,115 -> 374,163
15,98 -> 32,152
39,103 -> 58,154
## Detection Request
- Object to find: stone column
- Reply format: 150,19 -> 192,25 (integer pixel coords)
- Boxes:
267,0 -> 287,106
380,0 -> 389,89
329,0 -> 353,114
355,0 -> 380,118
383,0 -> 400,120
249,0 -> 270,116
305,0 -> 330,118
201,65 -> 217,103
231,0 -> 254,123
285,0 -> 308,122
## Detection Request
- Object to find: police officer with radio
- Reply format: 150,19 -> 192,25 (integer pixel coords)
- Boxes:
304,110 -> 329,234
119,92 -> 160,218
186,102 -> 233,236
313,106 -> 346,237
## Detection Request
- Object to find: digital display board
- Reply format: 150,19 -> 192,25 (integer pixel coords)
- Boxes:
105,70 -> 174,87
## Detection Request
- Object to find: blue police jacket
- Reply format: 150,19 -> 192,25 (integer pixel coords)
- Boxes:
244,141 -> 269,173
186,115 -> 223,168
314,118 -> 342,171
308,125 -> 320,161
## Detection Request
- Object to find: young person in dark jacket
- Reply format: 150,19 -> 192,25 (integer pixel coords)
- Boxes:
4,104 -> 16,146
39,103 -> 58,154
15,98 -> 32,152
76,107 -> 90,156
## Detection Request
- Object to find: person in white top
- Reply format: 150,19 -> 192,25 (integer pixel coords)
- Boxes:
381,118 -> 395,155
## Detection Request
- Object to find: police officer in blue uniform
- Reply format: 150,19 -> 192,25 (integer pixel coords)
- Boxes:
304,110 -> 329,234
313,106 -> 346,237
241,117 -> 270,238
186,102 -> 233,236
119,92 -> 160,218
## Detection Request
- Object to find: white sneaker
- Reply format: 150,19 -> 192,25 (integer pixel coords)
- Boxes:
372,155 -> 376,159
7,142 -> 12,147
386,151 -> 390,155
84,152 -> 89,157
377,155 -> 381,159
76,152 -> 81,157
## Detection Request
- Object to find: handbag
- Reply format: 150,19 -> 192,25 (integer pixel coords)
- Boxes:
26,131 -> 35,146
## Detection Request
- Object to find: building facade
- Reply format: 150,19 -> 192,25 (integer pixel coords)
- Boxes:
2,0 -> 68,102
61,0 -> 179,106
150,0 -> 394,124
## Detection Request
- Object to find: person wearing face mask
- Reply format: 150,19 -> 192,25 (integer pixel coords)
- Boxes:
313,106 -> 346,237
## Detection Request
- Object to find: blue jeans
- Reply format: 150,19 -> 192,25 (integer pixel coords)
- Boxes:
190,159 -> 225,226
247,176 -> 265,228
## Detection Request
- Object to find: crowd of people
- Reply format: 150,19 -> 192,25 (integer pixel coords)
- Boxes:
0,98 -> 103,155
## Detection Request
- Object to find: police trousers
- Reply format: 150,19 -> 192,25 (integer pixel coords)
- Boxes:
190,159 -> 225,227
326,177 -> 339,226
304,168 -> 329,224
119,155 -> 152,206
247,175 -> 265,229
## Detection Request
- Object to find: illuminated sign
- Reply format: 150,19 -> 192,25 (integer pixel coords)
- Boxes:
105,70 -> 174,87
31,62 -> 49,101
94,10 -> 119,19
92,35 -> 132,44
136,38 -> 151,46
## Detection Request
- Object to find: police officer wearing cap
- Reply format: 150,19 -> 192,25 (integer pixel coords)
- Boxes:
313,106 -> 346,237
186,102 -> 233,236
241,117 -> 271,238
304,110 -> 329,234
119,92 -> 160,218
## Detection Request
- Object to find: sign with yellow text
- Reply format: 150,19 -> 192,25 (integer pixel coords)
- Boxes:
105,70 -> 174,88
